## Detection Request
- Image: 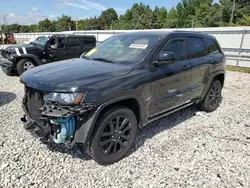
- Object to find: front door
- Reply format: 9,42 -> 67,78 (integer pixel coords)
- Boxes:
47,36 -> 67,62
149,37 -> 192,118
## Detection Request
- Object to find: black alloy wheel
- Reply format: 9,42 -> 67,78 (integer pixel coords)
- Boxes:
100,116 -> 132,156
200,79 -> 222,112
208,81 -> 221,108
88,106 -> 137,165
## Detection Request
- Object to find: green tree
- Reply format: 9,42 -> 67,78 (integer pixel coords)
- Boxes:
194,0 -> 213,27
237,14 -> 250,25
56,15 -> 74,31
29,24 -> 39,32
84,17 -> 103,30
163,7 -> 178,28
99,8 -> 118,29
38,18 -> 52,32
3,24 -> 21,32
19,25 -> 30,32
154,7 -> 167,28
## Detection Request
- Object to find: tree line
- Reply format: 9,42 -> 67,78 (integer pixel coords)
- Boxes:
2,0 -> 250,33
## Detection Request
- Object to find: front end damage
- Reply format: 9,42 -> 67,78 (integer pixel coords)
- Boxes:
21,86 -> 97,148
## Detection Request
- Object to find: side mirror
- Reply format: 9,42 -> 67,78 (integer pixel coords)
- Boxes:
154,52 -> 175,65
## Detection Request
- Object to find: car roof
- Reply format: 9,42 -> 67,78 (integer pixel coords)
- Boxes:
52,34 -> 96,39
119,30 -> 214,39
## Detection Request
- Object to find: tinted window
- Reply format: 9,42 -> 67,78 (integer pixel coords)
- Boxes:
68,38 -> 80,48
84,35 -> 160,65
162,38 -> 186,61
187,37 -> 206,58
83,38 -> 96,44
204,38 -> 220,55
50,37 -> 65,49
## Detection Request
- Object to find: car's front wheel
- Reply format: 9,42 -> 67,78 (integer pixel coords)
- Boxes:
88,106 -> 138,165
17,58 -> 36,75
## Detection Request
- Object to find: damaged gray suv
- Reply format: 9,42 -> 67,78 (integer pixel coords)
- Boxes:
20,31 -> 226,164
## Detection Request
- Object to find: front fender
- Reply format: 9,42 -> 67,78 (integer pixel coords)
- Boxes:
15,54 -> 42,66
69,95 -> 145,148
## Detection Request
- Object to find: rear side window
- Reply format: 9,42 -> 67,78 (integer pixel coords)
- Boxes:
187,37 -> 206,58
162,38 -> 186,61
203,38 -> 221,55
83,38 -> 96,44
68,38 -> 80,48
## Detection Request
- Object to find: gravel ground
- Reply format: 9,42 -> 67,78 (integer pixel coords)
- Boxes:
0,70 -> 250,188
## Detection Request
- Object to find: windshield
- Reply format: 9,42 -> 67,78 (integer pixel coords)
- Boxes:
32,36 -> 49,46
84,34 -> 161,65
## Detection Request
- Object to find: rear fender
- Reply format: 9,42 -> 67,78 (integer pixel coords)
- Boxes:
200,70 -> 225,102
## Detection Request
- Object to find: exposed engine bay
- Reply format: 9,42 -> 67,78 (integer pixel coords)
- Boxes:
21,86 -> 96,145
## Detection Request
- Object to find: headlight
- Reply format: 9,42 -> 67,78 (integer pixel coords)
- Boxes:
44,93 -> 84,105
8,54 -> 14,60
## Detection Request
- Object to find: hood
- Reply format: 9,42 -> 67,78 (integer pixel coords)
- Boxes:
5,44 -> 40,55
20,58 -> 133,92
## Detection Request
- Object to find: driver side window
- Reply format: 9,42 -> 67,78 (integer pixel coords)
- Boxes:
162,38 -> 186,61
50,37 -> 65,49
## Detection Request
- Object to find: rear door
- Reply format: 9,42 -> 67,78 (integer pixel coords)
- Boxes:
187,36 -> 212,100
66,37 -> 82,58
149,37 -> 193,117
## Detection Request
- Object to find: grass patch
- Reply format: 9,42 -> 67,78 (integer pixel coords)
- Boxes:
226,65 -> 250,73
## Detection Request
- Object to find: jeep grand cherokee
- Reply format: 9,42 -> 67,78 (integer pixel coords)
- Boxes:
20,31 -> 225,165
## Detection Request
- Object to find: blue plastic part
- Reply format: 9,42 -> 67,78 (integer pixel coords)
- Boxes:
51,117 -> 75,144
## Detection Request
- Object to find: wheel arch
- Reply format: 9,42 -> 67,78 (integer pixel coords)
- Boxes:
81,96 -> 145,148
200,71 -> 225,102
15,54 -> 42,66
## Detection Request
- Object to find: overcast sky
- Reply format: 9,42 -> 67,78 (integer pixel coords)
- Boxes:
0,0 -> 182,25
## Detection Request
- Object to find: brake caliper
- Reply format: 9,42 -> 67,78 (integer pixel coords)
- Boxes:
50,117 -> 75,144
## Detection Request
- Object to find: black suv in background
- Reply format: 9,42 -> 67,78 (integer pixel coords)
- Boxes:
20,31 -> 226,164
0,34 -> 96,75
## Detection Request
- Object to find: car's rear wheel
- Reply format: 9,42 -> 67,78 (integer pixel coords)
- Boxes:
88,106 -> 137,165
200,79 -> 222,112
17,58 -> 36,75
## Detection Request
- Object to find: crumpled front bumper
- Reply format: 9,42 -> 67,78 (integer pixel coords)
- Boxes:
0,54 -> 14,68
21,103 -> 50,140
21,86 -> 98,148
0,54 -> 14,74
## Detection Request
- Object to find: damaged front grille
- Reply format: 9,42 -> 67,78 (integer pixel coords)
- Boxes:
23,86 -> 47,123
1,50 -> 8,58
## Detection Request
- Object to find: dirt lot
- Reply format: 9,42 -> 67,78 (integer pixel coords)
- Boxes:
0,70 -> 250,188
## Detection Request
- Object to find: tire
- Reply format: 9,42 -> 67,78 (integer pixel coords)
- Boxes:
88,105 -> 138,165
16,59 -> 36,75
199,80 -> 222,112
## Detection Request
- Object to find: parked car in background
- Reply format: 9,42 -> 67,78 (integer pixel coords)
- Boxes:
0,31 -> 16,44
20,31 -> 225,164
0,34 -> 96,75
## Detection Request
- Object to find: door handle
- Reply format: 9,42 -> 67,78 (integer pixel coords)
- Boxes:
182,64 -> 190,70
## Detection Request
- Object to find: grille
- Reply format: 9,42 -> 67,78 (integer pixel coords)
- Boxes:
25,87 -> 45,123
1,50 -> 8,58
